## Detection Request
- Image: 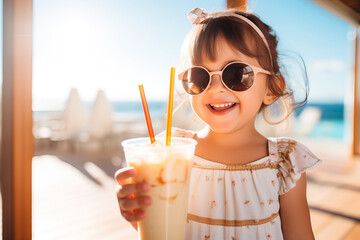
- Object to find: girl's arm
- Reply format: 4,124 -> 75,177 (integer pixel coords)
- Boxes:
279,172 -> 315,240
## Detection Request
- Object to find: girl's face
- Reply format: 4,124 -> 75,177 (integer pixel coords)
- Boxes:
190,37 -> 270,134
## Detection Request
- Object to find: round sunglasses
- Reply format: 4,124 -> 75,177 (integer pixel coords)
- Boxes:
178,61 -> 271,95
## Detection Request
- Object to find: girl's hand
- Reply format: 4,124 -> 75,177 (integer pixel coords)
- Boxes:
114,167 -> 152,227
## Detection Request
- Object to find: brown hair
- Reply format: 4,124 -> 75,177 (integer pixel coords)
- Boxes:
181,9 -> 308,124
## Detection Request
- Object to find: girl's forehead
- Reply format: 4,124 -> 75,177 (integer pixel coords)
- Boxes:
197,37 -> 260,69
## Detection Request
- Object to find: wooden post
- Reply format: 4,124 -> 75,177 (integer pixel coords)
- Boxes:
354,27 -> 360,155
1,0 -> 33,239
227,0 -> 247,11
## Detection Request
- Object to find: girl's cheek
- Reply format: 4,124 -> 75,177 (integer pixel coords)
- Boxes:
189,96 -> 199,111
189,96 -> 205,118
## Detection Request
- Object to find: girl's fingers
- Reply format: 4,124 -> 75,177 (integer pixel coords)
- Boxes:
116,182 -> 151,199
119,196 -> 152,211
121,209 -> 146,222
115,167 -> 152,223
114,167 -> 136,185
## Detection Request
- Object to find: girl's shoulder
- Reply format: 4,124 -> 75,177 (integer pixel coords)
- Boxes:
268,137 -> 322,195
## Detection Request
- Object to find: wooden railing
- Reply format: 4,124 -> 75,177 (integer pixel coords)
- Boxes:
1,0 -> 33,239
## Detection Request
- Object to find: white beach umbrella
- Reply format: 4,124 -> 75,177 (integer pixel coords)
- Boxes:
88,90 -> 113,138
63,88 -> 87,135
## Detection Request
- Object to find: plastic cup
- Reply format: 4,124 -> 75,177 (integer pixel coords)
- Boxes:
122,137 -> 197,240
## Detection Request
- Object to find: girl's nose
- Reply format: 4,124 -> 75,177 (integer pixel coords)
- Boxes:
207,74 -> 227,93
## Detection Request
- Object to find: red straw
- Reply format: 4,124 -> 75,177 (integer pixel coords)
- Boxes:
138,84 -> 155,143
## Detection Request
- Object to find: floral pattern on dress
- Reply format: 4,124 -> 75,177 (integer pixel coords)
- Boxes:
210,200 -> 216,208
271,180 -> 276,187
232,180 -> 236,186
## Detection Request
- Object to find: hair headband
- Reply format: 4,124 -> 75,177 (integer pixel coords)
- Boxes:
188,8 -> 274,70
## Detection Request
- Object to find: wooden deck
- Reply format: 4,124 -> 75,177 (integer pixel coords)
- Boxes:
1,138 -> 360,239
31,154 -> 138,240
306,139 -> 360,240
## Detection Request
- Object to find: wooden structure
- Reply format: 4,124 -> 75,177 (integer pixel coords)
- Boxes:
227,0 -> 247,11
1,0 -> 33,239
311,0 -> 360,155
356,31 -> 360,155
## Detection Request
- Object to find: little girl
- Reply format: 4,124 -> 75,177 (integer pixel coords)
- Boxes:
115,8 -> 321,240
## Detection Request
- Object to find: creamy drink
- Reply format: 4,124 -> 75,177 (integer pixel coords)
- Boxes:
122,137 -> 197,240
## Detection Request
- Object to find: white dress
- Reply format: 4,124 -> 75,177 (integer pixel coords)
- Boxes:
169,129 -> 322,240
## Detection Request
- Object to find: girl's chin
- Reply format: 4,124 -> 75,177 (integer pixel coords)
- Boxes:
208,124 -> 238,134
198,115 -> 239,134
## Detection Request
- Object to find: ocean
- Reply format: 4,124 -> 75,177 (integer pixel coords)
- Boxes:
295,103 -> 344,120
34,101 -> 346,139
109,101 -> 166,120
295,103 -> 345,139
108,102 -> 345,120
106,101 -> 346,139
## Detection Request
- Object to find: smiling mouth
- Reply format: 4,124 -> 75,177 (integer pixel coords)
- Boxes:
209,103 -> 237,111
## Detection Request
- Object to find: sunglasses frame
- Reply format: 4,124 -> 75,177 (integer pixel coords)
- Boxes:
178,61 -> 272,96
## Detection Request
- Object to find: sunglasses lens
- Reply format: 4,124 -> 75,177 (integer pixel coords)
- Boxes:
222,63 -> 254,91
182,67 -> 210,95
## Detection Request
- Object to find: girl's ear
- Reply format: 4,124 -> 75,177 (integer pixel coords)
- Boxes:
263,89 -> 278,105
263,75 -> 285,105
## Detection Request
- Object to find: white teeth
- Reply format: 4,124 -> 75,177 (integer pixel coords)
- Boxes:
210,103 -> 235,108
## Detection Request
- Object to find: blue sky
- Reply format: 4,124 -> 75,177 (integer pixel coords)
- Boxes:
250,0 -> 354,104
3,0 -> 355,109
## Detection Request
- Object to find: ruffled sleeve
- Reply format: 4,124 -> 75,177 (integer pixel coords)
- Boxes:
276,138 -> 321,195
